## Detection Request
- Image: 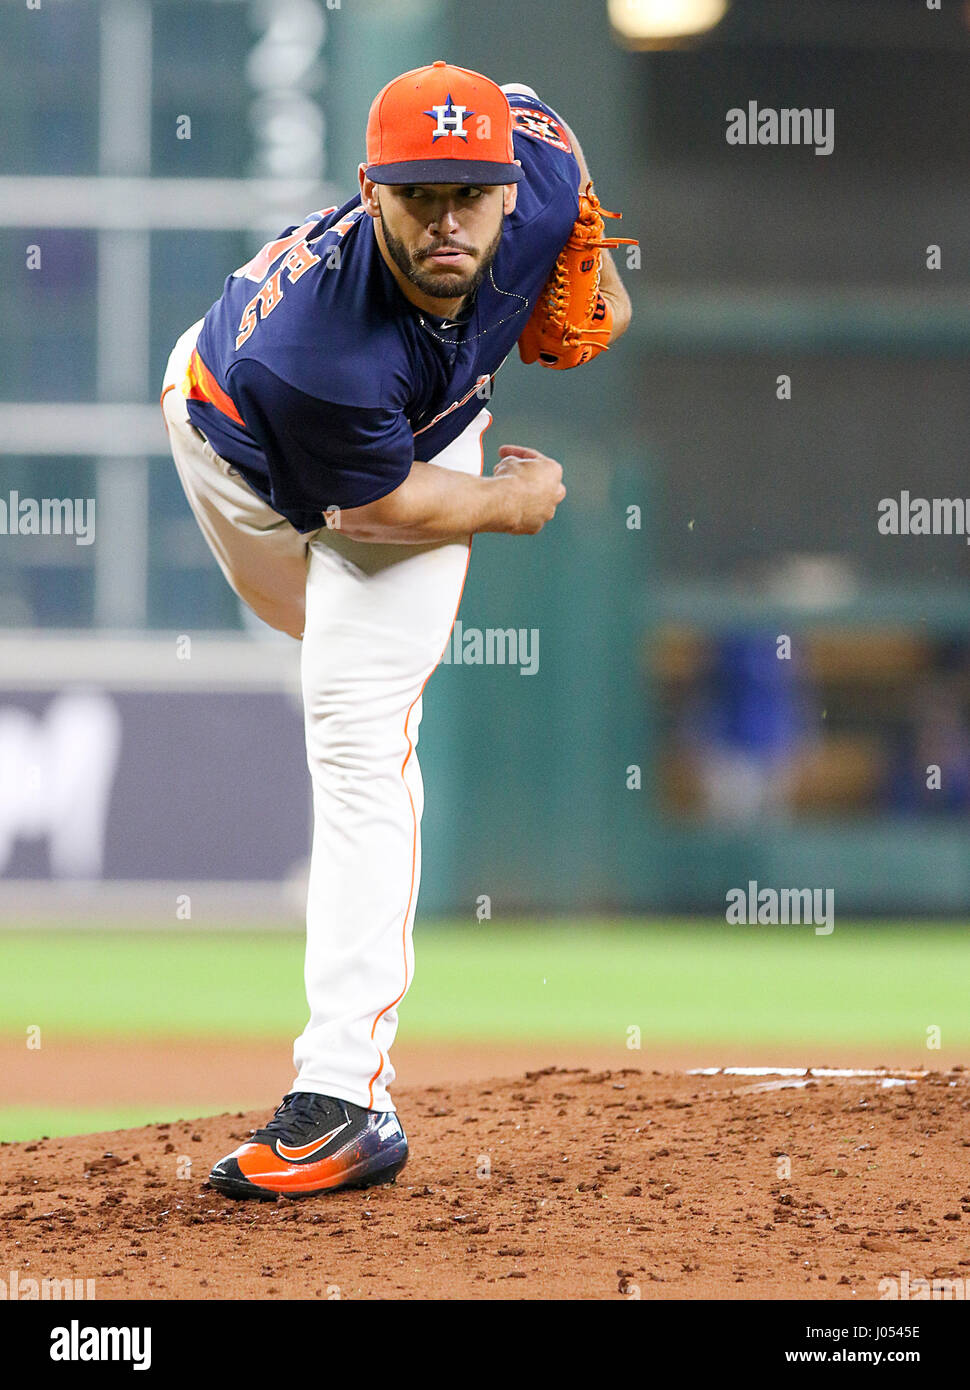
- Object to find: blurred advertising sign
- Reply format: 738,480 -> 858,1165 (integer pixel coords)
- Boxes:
0,691 -> 121,878
0,638 -> 309,898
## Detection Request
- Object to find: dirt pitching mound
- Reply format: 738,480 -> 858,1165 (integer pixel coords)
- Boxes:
2,1065 -> 969,1300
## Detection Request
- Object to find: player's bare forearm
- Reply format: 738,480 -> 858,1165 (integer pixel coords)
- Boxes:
337,463 -> 519,544
558,116 -> 633,343
337,447 -> 565,544
598,249 -> 632,341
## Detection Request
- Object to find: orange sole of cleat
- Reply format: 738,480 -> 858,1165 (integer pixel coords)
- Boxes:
209,1141 -> 408,1200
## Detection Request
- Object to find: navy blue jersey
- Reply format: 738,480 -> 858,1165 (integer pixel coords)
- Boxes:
184,93 -> 580,533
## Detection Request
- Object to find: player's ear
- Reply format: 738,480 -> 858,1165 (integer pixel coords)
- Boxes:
359,164 -> 381,218
503,163 -> 521,215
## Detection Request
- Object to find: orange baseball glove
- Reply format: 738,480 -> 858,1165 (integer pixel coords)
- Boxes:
517,180 -> 638,370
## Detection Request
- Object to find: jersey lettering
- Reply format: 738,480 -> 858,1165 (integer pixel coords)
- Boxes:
325,207 -> 367,240
234,241 -> 323,349
232,208 -> 337,282
235,295 -> 259,350
258,268 -> 284,316
281,241 -> 321,283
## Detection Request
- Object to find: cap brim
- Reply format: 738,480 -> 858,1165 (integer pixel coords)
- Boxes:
366,159 -> 523,185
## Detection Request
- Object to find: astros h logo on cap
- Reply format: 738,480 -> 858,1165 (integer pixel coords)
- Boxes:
366,60 -> 523,186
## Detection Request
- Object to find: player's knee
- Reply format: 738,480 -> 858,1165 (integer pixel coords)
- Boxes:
305,712 -> 412,772
236,587 -> 304,641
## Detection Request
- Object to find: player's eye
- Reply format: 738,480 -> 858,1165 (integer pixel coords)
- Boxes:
400,186 -> 482,199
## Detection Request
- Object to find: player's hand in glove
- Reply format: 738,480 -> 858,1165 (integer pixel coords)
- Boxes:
518,180 -> 638,371
492,444 -> 565,534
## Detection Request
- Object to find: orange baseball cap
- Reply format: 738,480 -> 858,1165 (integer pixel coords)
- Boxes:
365,60 -> 522,186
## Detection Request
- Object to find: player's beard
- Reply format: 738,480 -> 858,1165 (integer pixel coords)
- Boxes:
380,205 -> 504,303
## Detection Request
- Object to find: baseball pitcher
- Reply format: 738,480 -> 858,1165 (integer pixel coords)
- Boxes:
160,61 -> 635,1199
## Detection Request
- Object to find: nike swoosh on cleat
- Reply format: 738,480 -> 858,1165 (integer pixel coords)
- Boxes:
274,1121 -> 350,1162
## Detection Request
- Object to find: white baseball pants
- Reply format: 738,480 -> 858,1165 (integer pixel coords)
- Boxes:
162,319 -> 490,1111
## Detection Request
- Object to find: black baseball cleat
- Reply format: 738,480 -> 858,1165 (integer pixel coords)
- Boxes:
207,1091 -> 408,1199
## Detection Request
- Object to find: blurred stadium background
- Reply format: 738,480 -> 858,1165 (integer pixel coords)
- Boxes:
2,0 -> 970,1138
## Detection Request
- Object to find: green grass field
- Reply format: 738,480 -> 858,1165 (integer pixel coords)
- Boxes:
1,918 -> 967,1138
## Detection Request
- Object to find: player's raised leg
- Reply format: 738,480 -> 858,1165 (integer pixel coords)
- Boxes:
161,320 -> 313,642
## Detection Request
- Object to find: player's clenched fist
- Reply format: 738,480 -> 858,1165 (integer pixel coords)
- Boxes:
492,444 -> 566,534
